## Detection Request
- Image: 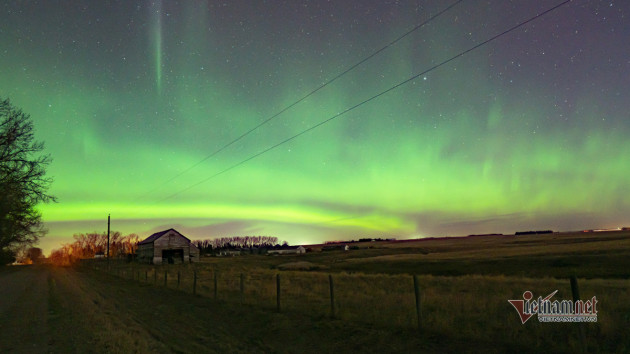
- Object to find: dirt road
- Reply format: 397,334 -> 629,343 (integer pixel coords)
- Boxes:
0,267 -> 49,353
0,266 -> 506,353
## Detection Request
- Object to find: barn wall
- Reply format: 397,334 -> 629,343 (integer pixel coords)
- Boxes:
137,229 -> 199,264
137,243 -> 154,263
153,230 -> 194,264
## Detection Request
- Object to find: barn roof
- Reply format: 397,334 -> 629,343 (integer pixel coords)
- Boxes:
138,228 -> 191,245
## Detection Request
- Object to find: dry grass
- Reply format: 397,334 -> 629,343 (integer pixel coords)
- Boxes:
350,233 -> 630,262
93,261 -> 630,352
83,231 -> 630,352
47,267 -> 170,353
172,230 -> 630,279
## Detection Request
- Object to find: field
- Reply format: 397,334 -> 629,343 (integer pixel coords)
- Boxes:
196,230 -> 630,278
1,230 -> 629,353
0,266 -> 493,353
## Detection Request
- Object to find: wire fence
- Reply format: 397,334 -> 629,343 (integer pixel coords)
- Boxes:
84,260 -> 419,327
80,259 -> 629,352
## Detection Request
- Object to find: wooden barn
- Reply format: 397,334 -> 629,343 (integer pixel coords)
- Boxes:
137,229 -> 199,264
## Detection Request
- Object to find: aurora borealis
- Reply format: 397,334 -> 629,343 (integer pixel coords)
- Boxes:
1,1 -> 628,254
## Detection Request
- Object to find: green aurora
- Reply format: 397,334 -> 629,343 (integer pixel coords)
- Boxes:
1,1 -> 628,254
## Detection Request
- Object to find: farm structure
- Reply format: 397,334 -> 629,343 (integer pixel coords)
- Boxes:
217,250 -> 243,257
322,244 -> 350,251
267,246 -> 306,255
137,229 -> 199,264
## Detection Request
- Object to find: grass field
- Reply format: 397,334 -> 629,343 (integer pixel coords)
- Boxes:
191,230 -> 630,278
87,230 -> 630,352
3,266 -> 530,353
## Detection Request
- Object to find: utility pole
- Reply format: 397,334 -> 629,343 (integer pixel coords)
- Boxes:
107,214 -> 110,269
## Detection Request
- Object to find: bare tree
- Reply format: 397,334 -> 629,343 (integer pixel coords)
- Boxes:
50,231 -> 139,265
0,98 -> 55,253
207,235 -> 281,250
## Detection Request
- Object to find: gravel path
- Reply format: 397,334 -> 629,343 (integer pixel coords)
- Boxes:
0,267 -> 50,353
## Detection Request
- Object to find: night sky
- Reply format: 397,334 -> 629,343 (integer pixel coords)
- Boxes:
1,0 -> 628,254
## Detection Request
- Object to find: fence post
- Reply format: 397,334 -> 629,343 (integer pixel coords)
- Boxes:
193,269 -> 197,295
164,270 -> 168,287
240,273 -> 245,304
570,276 -> 580,305
276,274 -> 281,312
413,275 -> 423,329
571,276 -> 587,352
329,274 -> 335,318
154,268 -> 157,285
214,271 -> 218,300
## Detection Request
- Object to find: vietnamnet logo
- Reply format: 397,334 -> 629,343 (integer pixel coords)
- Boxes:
508,290 -> 598,323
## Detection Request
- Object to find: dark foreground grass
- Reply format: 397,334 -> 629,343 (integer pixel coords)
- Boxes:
91,262 -> 630,353
74,266 -> 540,353
79,231 -> 630,352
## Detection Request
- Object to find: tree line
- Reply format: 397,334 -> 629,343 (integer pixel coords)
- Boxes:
193,236 -> 282,255
49,232 -> 139,266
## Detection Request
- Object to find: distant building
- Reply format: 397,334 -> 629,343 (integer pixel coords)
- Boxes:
322,244 -> 349,251
514,230 -> 553,236
217,249 -> 243,257
137,229 -> 199,264
267,246 -> 306,255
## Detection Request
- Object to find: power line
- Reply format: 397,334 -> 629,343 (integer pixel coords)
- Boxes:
136,0 -> 465,200
159,0 -> 571,202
